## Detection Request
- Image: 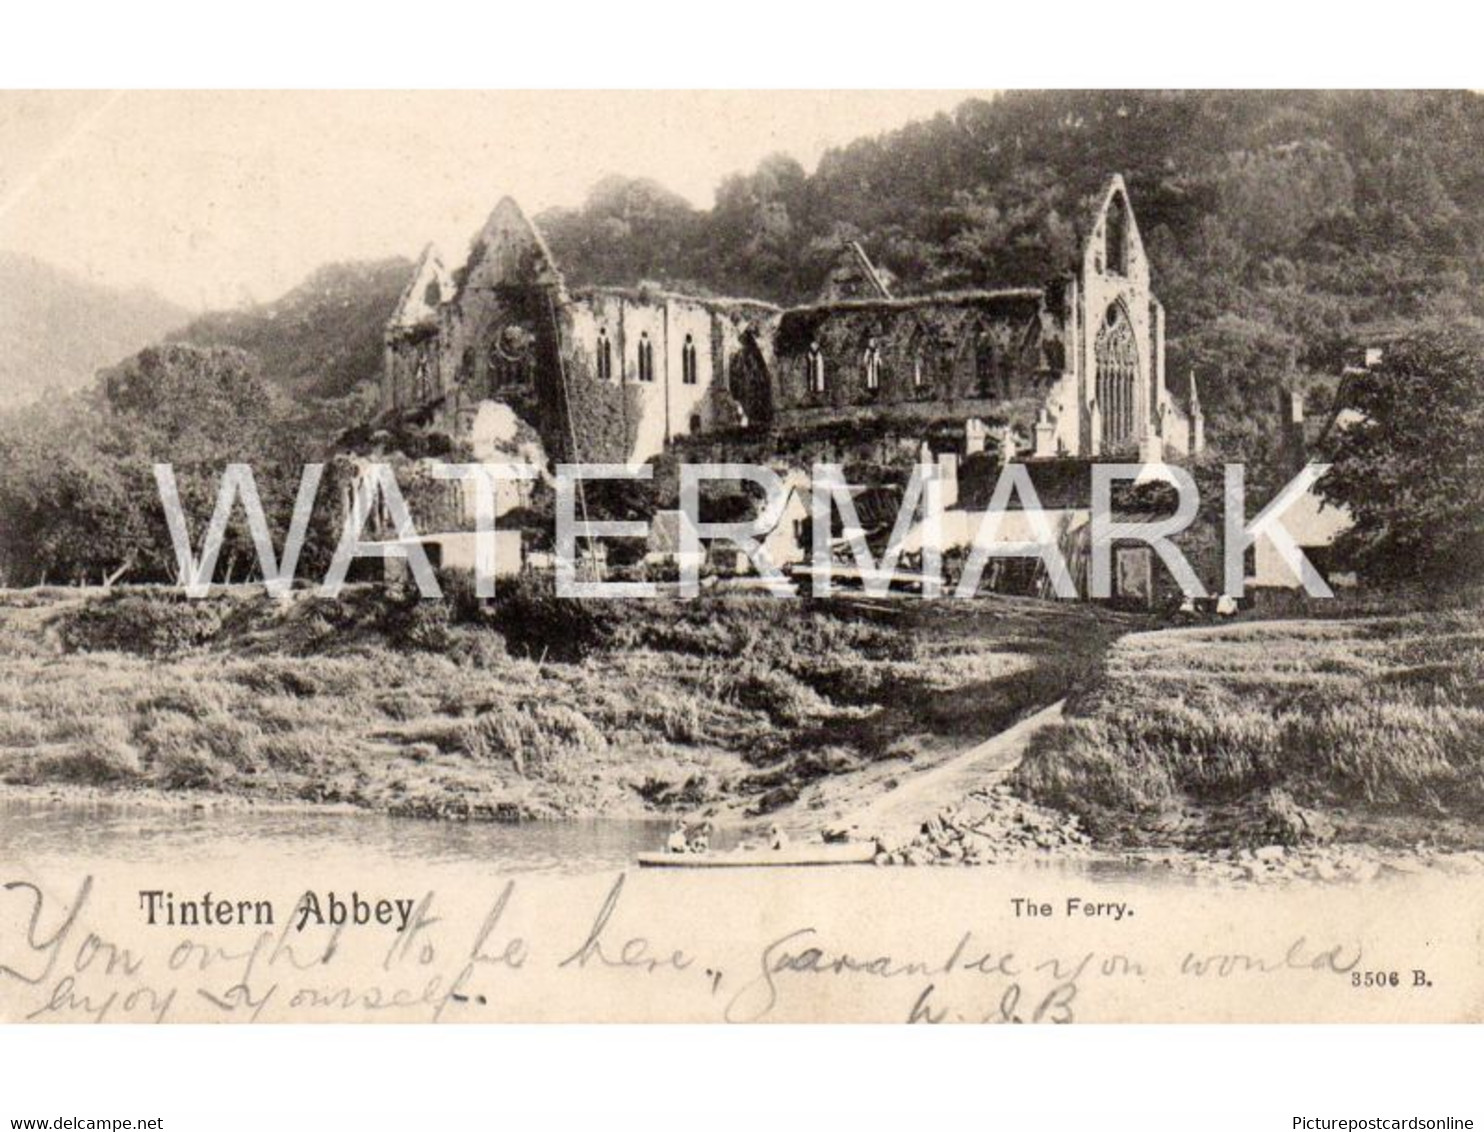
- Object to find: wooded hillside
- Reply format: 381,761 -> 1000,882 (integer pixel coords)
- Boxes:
539,91 -> 1484,447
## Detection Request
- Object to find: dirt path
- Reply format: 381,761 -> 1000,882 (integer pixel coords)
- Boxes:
840,698 -> 1066,840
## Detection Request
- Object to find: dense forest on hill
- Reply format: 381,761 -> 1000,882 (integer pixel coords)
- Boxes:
539,90 -> 1484,453
543,91 -> 1484,327
164,258 -> 412,404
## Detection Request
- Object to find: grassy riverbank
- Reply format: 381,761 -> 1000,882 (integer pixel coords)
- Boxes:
0,584 -> 1132,822
1011,605 -> 1484,850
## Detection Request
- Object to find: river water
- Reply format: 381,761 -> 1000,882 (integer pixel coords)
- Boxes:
0,799 -> 1465,1024
0,798 -> 751,875
0,796 -> 1166,884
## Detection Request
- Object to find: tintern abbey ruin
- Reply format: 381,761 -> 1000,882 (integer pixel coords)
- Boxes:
381,175 -> 1203,469
358,174 -> 1289,599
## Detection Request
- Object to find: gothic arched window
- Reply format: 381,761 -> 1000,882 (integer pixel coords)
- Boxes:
490,325 -> 534,391
862,339 -> 881,392
974,334 -> 998,398
906,326 -> 931,395
807,342 -> 826,395
637,332 -> 655,382
1095,303 -> 1139,448
682,334 -> 698,385
596,328 -> 613,381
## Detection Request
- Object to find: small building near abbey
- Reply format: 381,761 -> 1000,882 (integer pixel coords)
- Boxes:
381,175 -> 1204,471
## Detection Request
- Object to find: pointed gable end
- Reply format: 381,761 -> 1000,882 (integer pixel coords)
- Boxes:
458,196 -> 566,296
389,243 -> 453,334
816,240 -> 893,303
1083,174 -> 1148,284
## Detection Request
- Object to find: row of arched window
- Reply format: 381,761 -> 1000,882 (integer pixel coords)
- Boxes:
805,336 -> 1007,399
812,305 -> 1141,438
594,328 -> 701,385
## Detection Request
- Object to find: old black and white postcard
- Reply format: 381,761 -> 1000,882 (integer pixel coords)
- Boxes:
1,89 -> 1481,1025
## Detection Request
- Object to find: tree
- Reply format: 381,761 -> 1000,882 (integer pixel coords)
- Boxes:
925,167 -> 1079,290
537,176 -> 699,289
1320,321 -> 1484,584
1166,314 -> 1303,477
0,344 -> 340,588
704,154 -> 813,299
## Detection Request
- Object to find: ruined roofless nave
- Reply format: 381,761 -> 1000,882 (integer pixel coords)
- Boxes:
381,174 -> 1204,469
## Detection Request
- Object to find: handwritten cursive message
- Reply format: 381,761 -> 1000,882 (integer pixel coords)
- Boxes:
0,870 -> 1410,1024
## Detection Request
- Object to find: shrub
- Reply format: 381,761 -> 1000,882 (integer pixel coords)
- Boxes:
229,656 -> 381,699
45,714 -> 134,748
490,574 -> 623,661
197,714 -> 264,772
260,729 -> 355,775
631,695 -> 705,744
156,748 -> 226,790
1012,719 -> 1175,833
135,710 -> 197,761
58,595 -> 225,657
230,663 -> 322,698
36,738 -> 141,785
385,594 -> 453,652
374,690 -> 434,721
136,684 -> 226,720
658,699 -> 704,743
793,656 -> 899,707
722,665 -> 825,729
135,706 -> 259,773
434,568 -> 496,625
446,627 -> 508,669
0,712 -> 42,748
461,702 -> 607,774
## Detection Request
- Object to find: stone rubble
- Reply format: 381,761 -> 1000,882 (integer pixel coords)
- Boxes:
1137,843 -> 1484,885
872,783 -> 1092,867
868,783 -> 1484,885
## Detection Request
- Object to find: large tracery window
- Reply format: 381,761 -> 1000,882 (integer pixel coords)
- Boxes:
489,325 -> 534,391
1095,303 -> 1139,449
491,352 -> 525,391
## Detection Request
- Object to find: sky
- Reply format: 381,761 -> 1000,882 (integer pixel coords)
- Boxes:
0,91 -> 990,311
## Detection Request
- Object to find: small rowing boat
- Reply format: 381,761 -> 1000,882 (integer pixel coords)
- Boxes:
636,843 -> 878,869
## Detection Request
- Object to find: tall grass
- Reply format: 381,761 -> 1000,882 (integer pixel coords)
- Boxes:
1013,608 -> 1484,842
0,584 -> 1129,819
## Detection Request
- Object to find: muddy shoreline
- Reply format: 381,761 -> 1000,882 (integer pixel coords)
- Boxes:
6,780 -> 1481,888
0,781 -> 365,817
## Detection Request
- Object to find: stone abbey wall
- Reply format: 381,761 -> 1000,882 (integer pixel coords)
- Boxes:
769,287 -> 1070,444
557,287 -> 777,463
381,176 -> 1201,470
